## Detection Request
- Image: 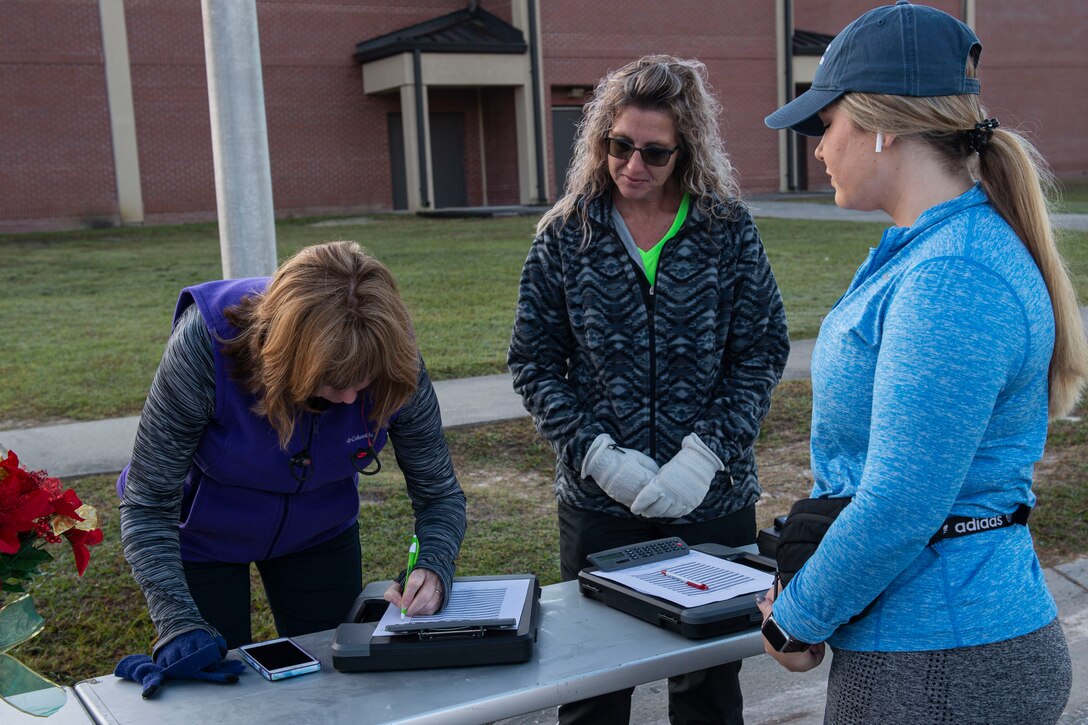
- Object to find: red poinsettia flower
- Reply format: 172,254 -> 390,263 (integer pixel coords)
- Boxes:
0,451 -> 54,554
1,450 -> 104,591
63,527 -> 104,577
48,488 -> 84,522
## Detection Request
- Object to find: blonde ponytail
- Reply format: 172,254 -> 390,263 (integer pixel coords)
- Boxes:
978,131 -> 1088,418
839,91 -> 1088,418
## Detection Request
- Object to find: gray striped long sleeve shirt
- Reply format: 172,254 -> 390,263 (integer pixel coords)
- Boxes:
119,305 -> 466,652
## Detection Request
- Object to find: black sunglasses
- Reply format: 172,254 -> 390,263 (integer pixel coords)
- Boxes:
605,137 -> 680,167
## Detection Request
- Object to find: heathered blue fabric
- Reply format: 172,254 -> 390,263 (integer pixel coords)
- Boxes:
774,184 -> 1058,651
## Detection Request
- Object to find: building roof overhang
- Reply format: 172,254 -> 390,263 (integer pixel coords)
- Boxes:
793,29 -> 835,57
354,6 -> 527,64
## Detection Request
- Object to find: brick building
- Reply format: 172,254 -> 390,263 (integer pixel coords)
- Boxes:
1,0 -> 1084,231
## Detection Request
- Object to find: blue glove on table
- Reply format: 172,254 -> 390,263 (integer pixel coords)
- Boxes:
115,629 -> 246,698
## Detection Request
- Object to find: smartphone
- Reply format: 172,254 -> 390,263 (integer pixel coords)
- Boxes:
238,637 -> 321,681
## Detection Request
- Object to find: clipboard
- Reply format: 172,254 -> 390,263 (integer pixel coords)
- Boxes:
331,574 -> 541,671
578,543 -> 773,639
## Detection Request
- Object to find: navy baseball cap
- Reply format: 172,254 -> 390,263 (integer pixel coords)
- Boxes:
765,1 -> 982,136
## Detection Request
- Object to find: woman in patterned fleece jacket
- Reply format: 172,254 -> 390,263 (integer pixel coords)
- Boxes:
508,55 -> 788,725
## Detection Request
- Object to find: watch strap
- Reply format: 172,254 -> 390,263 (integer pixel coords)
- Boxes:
761,614 -> 810,653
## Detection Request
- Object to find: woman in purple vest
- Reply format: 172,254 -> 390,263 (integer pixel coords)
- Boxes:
114,241 -> 466,698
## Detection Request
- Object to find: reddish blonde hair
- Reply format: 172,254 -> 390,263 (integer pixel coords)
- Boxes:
223,241 -> 419,447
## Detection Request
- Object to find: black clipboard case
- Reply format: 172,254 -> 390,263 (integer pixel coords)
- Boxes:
331,574 -> 541,672
577,544 -> 772,640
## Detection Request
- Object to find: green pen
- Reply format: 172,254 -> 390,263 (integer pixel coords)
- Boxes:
401,534 -> 420,620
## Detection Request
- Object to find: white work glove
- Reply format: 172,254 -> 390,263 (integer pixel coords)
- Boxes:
581,433 -> 660,508
630,433 -> 724,519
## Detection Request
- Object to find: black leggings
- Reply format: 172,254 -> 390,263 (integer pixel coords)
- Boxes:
183,522 -> 363,649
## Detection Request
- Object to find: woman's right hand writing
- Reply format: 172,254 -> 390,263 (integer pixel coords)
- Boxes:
384,567 -> 444,616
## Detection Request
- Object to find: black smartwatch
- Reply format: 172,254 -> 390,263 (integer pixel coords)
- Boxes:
761,614 -> 811,653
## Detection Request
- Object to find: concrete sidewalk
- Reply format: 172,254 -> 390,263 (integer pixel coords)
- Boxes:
0,373 -> 535,481
0,338 -> 814,481
747,197 -> 1088,231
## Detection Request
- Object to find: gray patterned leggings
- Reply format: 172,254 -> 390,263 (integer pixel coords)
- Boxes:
825,618 -> 1070,724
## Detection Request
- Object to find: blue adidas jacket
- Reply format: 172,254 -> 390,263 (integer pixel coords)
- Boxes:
775,184 -> 1058,651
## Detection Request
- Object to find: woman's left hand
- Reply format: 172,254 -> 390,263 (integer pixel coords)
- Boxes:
383,567 -> 444,616
755,586 -> 826,672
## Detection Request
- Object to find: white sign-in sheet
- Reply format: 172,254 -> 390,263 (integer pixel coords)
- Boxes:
373,578 -> 531,636
593,550 -> 774,607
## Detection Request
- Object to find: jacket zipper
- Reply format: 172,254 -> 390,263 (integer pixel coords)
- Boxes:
647,284 -> 657,459
266,413 -> 320,559
293,414 -> 319,494
599,208 -> 683,461
627,254 -> 658,459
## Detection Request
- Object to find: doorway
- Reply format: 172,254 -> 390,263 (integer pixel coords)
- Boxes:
388,112 -> 467,209
551,107 -> 582,198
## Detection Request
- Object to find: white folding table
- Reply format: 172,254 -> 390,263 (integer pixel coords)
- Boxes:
3,687 -> 94,723
73,580 -> 765,724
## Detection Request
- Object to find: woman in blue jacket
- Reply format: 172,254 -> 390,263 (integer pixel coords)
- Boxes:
760,3 -> 1087,722
115,241 -> 466,697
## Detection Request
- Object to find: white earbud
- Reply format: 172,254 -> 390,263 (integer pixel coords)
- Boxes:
875,132 -> 884,153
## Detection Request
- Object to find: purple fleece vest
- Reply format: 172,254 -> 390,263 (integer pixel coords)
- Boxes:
122,278 -> 388,563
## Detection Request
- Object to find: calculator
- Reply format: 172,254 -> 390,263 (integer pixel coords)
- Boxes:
587,536 -> 690,572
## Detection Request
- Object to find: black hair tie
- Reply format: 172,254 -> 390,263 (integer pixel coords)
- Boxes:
967,117 -> 1000,153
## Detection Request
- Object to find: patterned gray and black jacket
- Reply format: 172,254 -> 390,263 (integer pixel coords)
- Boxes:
508,193 -> 790,521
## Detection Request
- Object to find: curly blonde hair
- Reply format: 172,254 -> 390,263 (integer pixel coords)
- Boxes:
222,241 -> 419,448
537,54 -> 742,243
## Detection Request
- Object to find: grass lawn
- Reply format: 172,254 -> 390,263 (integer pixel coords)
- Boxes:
1057,177 -> 1088,214
3,214 -> 1087,427
0,216 -> 538,426
782,176 -> 1088,214
12,380 -> 1088,685
3,212 -> 1088,685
